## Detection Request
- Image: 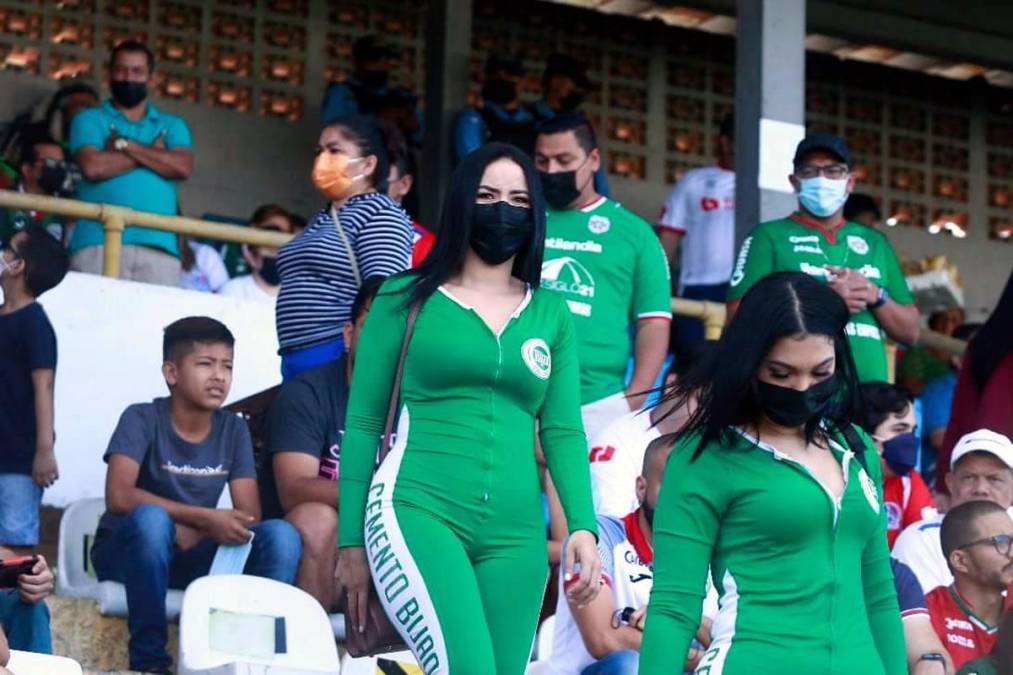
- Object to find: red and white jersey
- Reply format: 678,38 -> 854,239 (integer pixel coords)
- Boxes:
926,585 -> 998,672
588,410 -> 660,517
882,470 -> 937,549
657,166 -> 735,287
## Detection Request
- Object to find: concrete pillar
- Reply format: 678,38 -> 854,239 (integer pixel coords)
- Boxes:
420,0 -> 473,229
733,0 -> 806,247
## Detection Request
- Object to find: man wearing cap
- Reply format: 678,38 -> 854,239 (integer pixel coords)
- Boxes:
893,429 -> 1013,594
727,133 -> 919,382
454,55 -> 535,161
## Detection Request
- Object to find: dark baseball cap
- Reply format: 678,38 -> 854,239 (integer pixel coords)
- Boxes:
793,133 -> 851,167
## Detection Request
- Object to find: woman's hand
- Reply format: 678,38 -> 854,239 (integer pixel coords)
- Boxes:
337,547 -> 372,633
563,529 -> 602,608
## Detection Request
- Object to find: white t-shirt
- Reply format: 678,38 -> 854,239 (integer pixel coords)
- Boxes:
658,166 -> 736,287
589,410 -> 661,517
179,242 -> 230,292
219,274 -> 277,305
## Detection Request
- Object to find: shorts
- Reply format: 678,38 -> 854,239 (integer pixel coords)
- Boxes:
581,391 -> 632,445
0,474 -> 42,546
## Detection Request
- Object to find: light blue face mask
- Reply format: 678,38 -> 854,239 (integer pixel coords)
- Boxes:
798,176 -> 849,217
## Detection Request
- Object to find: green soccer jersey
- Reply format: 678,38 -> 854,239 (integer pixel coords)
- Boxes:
640,424 -> 906,675
0,206 -> 67,243
542,197 -> 672,405
728,214 -> 914,382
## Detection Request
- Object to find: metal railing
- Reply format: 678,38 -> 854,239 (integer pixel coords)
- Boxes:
0,190 -> 968,363
0,189 -> 292,277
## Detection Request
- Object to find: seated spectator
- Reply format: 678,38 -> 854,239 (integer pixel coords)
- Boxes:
843,192 -> 882,228
549,435 -> 712,675
1,230 -> 68,554
899,307 -> 965,396
856,382 -> 937,548
922,323 -> 982,470
0,132 -> 75,245
90,317 -> 301,673
891,557 -> 955,674
937,272 -> 1013,492
956,609 -> 1013,675
589,342 -> 710,517
928,500 -> 1013,671
69,40 -> 194,285
454,55 -> 535,160
219,205 -> 292,304
382,123 -> 433,267
0,549 -> 54,656
894,429 -> 1013,593
178,235 -> 229,293
260,276 -> 383,609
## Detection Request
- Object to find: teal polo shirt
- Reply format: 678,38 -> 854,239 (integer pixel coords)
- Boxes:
68,99 -> 192,257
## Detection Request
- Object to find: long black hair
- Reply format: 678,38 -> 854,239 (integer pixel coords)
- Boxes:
662,271 -> 862,458
404,142 -> 547,309
967,268 -> 1013,393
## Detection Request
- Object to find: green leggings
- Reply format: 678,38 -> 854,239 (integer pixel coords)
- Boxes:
364,480 -> 549,673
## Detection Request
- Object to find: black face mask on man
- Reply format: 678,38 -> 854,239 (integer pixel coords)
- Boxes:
756,377 -> 838,428
470,201 -> 533,266
110,80 -> 148,108
258,256 -> 281,286
37,159 -> 72,196
539,155 -> 593,210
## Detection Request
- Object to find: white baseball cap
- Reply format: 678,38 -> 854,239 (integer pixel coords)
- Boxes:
950,429 -> 1013,470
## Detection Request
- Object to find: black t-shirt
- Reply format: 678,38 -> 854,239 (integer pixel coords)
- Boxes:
0,302 -> 57,474
260,357 -> 348,520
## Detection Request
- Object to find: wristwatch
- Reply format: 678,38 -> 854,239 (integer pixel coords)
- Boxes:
113,137 -> 129,152
869,286 -> 889,309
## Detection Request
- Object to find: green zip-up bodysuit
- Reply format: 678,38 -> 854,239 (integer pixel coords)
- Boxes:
338,276 -> 597,674
641,424 -> 906,675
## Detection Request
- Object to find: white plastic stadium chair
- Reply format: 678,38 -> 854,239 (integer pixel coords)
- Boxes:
6,650 -> 83,675
176,574 -> 341,675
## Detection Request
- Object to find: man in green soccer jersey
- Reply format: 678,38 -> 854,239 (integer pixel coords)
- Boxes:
728,133 -> 919,382
535,114 -> 672,441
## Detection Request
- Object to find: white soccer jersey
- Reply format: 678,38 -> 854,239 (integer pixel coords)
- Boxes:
589,410 -> 660,517
658,166 -> 736,287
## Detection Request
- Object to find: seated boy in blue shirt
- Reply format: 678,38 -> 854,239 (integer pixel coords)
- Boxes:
91,316 -> 301,674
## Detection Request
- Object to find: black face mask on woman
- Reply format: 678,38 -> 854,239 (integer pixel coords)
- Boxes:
470,201 -> 533,266
756,377 -> 838,428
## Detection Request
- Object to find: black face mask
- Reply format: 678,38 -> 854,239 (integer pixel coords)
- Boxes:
38,160 -> 70,196
259,256 -> 280,286
756,377 -> 838,428
560,91 -> 584,112
482,78 -> 518,106
359,69 -> 388,90
110,80 -> 147,108
539,169 -> 582,210
470,201 -> 533,266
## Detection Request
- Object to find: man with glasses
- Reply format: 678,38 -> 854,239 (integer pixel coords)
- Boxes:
727,133 -> 919,382
894,430 -> 1013,594
927,499 -> 1013,671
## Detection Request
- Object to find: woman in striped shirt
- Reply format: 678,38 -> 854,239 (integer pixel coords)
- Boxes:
276,115 -> 413,379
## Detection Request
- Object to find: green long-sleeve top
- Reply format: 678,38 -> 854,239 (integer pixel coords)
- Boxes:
640,424 -> 906,675
338,275 -> 597,547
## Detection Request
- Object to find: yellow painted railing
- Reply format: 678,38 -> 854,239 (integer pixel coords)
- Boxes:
0,190 -> 291,277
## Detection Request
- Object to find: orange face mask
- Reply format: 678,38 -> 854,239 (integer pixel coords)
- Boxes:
311,151 -> 363,201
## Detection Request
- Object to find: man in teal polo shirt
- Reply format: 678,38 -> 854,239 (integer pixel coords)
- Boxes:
728,134 -> 919,381
69,40 -> 194,285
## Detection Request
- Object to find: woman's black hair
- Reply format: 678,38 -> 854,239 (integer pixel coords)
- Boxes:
660,271 -> 863,459
325,114 -> 389,193
404,142 -> 546,309
855,381 -> 912,434
967,268 -> 1013,393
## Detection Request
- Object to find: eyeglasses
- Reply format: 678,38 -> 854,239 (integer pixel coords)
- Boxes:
960,533 -> 1013,557
794,164 -> 849,180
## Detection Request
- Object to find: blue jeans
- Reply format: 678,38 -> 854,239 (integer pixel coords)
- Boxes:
673,282 -> 729,354
280,336 -> 344,381
581,650 -> 639,675
0,589 -> 51,654
91,504 -> 301,672
0,474 -> 42,546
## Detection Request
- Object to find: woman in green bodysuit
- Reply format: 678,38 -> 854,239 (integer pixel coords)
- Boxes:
336,142 -> 602,674
640,272 -> 906,675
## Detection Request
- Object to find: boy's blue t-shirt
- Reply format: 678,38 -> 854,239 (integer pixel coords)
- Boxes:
95,397 -> 256,537
68,99 -> 192,258
0,302 -> 56,474
922,371 -> 958,439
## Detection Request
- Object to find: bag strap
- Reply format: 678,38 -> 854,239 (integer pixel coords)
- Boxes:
331,204 -> 363,286
377,302 -> 420,465
839,422 -> 870,473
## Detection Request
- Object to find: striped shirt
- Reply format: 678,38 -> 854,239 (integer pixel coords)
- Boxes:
276,192 -> 412,351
